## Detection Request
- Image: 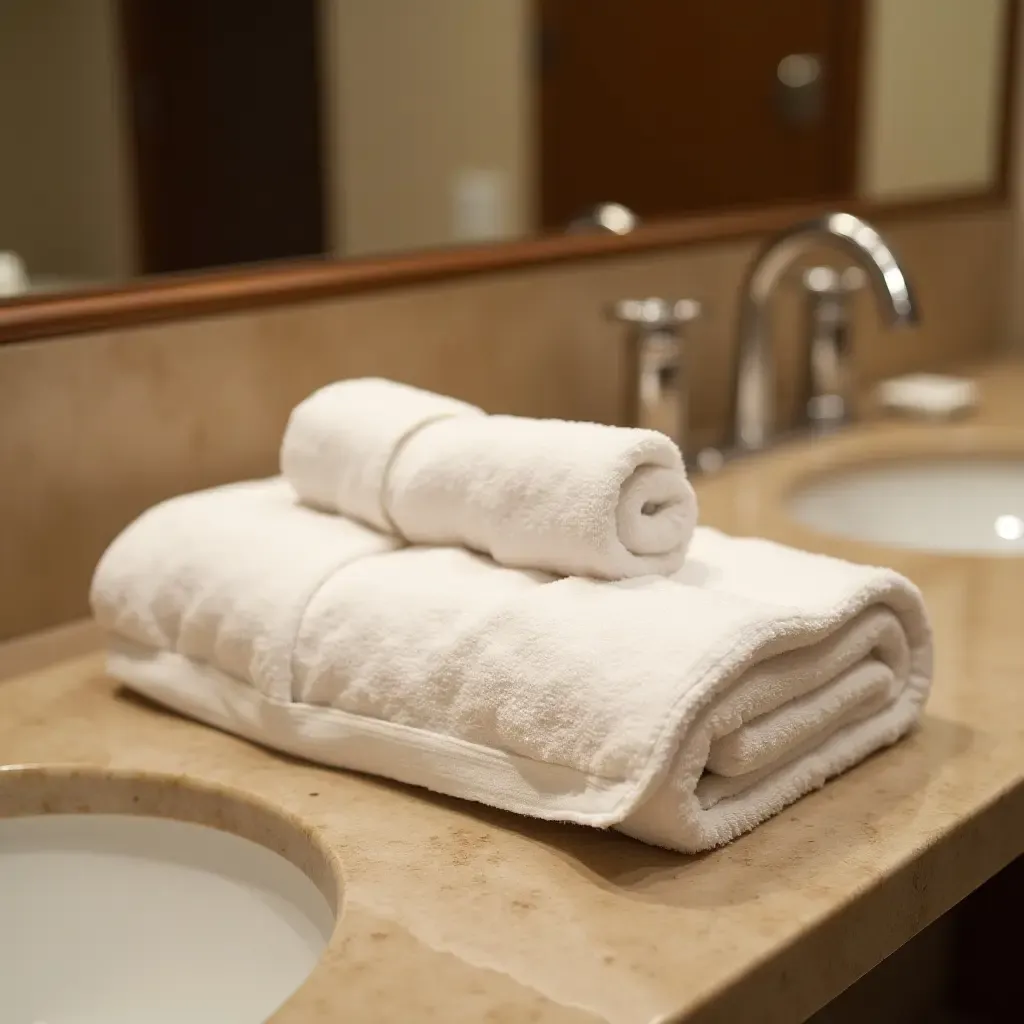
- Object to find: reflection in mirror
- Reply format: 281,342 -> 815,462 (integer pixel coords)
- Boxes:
566,204 -> 641,235
0,0 -> 1013,302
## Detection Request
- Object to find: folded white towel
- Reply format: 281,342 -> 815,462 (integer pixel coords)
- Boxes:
91,480 -> 932,852
280,378 -> 697,579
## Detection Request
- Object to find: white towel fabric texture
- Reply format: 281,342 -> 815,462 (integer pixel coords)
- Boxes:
92,479 -> 932,852
280,378 -> 697,580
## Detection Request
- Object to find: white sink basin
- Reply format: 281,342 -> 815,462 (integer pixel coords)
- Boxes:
788,457 -> 1024,555
0,812 -> 335,1023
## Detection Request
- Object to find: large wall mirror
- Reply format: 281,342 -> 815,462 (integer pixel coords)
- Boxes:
0,0 -> 1015,323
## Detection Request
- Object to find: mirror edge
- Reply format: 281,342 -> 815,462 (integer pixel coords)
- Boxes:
0,189 -> 1012,348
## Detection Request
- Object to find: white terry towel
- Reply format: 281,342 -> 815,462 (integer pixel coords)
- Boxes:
280,378 -> 697,579
92,480 -> 932,853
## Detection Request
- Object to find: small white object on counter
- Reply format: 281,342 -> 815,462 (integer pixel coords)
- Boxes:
875,373 -> 978,419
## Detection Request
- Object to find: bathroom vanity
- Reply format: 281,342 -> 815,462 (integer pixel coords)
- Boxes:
2,2 -> 1021,1017
2,361 -> 1020,1023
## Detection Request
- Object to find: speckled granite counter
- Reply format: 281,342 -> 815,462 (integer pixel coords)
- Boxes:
1,362 -> 1022,1024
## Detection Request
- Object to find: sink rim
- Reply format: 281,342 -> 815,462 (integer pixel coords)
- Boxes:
0,762 -> 344,930
0,764 -> 345,1021
780,431 -> 1024,559
781,427 -> 1024,498
692,421 -> 1024,565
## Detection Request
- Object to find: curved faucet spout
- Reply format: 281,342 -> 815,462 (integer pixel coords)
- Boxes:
732,212 -> 919,452
744,212 -> 917,321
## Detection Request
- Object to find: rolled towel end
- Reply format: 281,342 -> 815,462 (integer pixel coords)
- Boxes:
616,462 -> 698,575
419,419 -> 696,580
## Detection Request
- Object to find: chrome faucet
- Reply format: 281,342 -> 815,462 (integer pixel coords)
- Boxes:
731,212 -> 919,453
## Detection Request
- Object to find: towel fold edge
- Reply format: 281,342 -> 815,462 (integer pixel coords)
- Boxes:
107,638 -> 636,827
107,632 -> 929,852
629,568 -> 933,810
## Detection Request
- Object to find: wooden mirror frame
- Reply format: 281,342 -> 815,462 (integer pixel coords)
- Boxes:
0,4 -> 1017,348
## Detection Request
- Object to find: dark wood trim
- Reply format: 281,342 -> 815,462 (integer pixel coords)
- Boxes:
0,191 -> 1009,347
118,0 -> 158,274
118,0 -> 326,276
828,0 -> 866,200
997,0 -> 1021,200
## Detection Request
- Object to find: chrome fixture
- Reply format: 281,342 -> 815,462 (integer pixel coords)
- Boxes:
798,265 -> 866,432
731,212 -> 918,453
568,203 -> 640,235
609,297 -> 701,452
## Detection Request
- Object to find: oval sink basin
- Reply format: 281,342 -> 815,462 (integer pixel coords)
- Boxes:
0,770 -> 337,1024
788,456 -> 1024,555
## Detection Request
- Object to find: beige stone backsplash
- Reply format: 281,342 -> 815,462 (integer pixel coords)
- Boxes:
0,206 -> 1011,639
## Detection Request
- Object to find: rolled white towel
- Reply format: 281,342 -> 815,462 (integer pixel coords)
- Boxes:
280,378 -> 482,532
280,378 -> 697,579
92,481 -> 933,853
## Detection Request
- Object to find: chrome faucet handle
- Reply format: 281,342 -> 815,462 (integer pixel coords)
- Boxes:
798,266 -> 866,431
608,298 -> 701,452
800,264 -> 866,297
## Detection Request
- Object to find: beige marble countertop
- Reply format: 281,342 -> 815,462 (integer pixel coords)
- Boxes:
2,361 -> 1023,1023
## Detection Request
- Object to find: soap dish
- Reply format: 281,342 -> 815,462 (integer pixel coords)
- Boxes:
875,373 -> 979,420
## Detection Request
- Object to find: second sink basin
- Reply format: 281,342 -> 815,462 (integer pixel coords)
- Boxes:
788,456 -> 1024,555
0,768 -> 338,1024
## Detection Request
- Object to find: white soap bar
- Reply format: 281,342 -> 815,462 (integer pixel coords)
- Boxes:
875,373 -> 978,419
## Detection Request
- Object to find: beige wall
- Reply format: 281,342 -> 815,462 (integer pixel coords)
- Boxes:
0,206 -> 1011,640
860,0 -> 1007,199
322,0 -> 532,257
0,0 -> 135,283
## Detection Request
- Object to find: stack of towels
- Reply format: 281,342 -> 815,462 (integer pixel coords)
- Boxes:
92,379 -> 933,852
